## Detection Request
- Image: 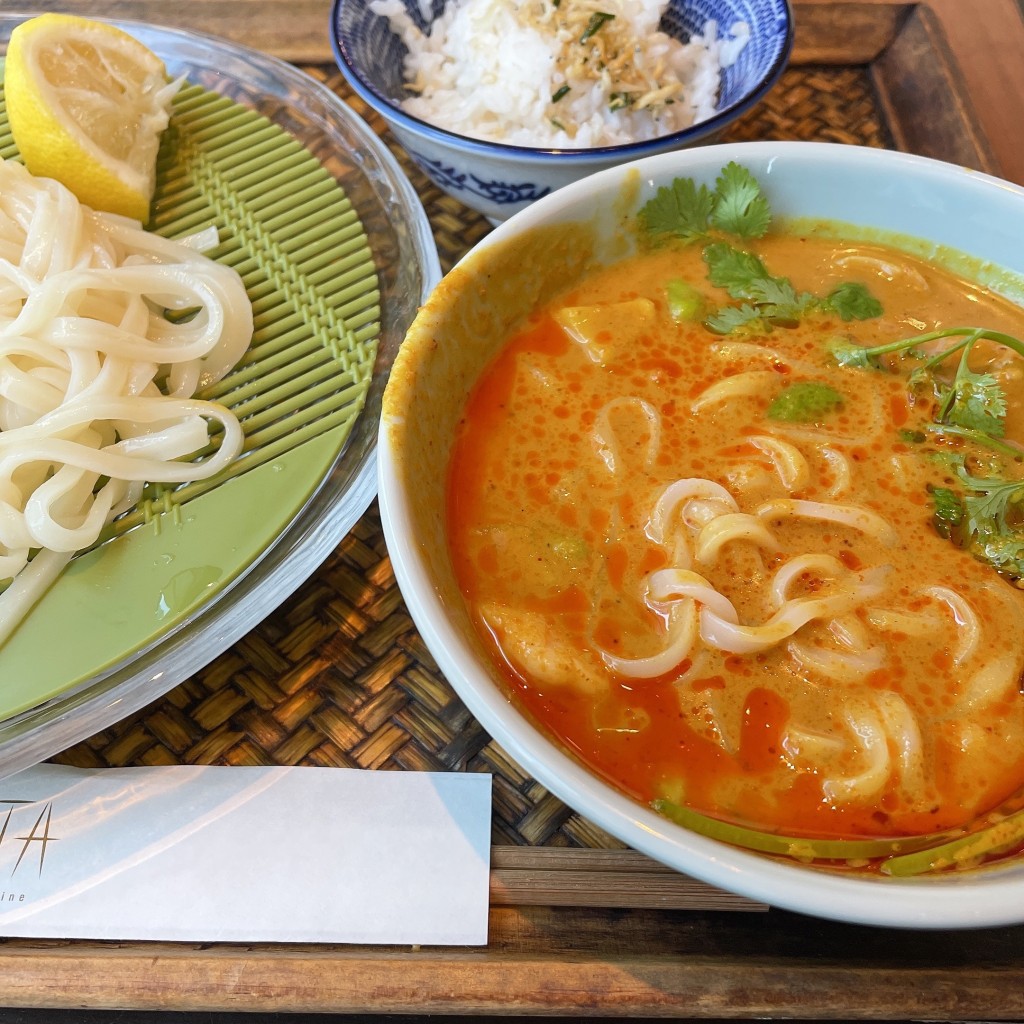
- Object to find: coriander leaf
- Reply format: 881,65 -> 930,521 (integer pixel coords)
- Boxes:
825,282 -> 883,322
929,485 -> 964,536
955,466 -> 1024,581
702,242 -> 772,299
954,466 -> 1024,577
748,275 -> 802,307
767,381 -> 844,422
961,473 -> 1024,536
965,483 -> 1024,555
829,322 -> 1024,583
711,162 -> 771,239
935,341 -> 1008,439
978,531 -> 1024,574
703,243 -> 816,330
746,276 -> 816,323
908,366 -> 933,393
704,304 -> 765,335
828,336 -> 876,368
944,370 -> 1007,437
640,178 -> 715,242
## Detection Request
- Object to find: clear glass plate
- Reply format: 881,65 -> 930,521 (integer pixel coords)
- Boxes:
0,12 -> 441,779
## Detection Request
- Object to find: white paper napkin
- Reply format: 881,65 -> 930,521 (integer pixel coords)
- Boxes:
0,763 -> 492,944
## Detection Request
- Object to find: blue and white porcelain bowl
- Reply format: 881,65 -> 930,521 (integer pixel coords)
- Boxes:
331,0 -> 793,222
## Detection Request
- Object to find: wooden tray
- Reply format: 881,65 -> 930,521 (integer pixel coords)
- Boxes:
3,2 -> 1024,1017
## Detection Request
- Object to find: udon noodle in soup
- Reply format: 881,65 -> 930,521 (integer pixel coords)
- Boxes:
447,166 -> 1024,873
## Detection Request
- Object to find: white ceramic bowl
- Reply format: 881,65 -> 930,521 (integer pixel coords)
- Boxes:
379,140 -> 1024,929
331,0 -> 793,222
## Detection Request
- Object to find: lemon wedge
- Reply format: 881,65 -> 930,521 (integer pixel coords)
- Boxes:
3,13 -> 179,222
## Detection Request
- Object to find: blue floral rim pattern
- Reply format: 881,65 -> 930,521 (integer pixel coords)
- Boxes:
409,152 -> 552,205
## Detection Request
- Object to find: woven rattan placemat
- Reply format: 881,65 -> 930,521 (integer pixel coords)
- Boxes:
52,66 -> 891,851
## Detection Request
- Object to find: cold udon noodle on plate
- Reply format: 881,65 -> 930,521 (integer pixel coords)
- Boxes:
444,165 -> 1024,875
0,157 -> 251,646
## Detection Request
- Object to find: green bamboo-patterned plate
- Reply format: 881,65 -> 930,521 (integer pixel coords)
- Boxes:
0,15 -> 440,769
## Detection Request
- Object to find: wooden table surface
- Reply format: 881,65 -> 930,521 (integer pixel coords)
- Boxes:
4,1 -> 1024,1019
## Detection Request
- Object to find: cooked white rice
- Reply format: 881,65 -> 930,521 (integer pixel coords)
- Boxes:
369,0 -> 750,148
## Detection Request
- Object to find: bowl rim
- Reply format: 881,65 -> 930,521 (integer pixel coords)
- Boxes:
330,0 -> 795,161
379,139 -> 1024,930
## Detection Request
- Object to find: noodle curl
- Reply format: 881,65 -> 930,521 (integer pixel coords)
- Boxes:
0,158 -> 252,645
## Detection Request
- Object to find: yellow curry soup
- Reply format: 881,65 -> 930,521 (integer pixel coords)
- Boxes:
447,234 -> 1024,849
